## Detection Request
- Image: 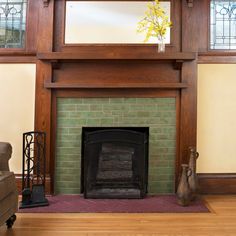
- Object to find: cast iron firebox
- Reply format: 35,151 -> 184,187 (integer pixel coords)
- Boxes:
81,127 -> 149,199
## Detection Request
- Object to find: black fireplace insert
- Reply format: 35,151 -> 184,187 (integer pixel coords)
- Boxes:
81,127 -> 149,199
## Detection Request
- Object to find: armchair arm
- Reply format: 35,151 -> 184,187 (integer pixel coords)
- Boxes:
0,142 -> 12,171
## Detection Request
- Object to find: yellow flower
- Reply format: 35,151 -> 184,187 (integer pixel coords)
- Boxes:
137,0 -> 172,42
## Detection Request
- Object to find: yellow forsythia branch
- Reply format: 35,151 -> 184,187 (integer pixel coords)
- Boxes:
137,0 -> 172,42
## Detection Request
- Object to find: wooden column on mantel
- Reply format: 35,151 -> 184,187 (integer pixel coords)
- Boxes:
178,0 -> 199,181
35,0 -> 54,193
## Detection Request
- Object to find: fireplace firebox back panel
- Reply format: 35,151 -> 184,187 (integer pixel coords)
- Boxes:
82,128 -> 149,199
55,98 -> 176,195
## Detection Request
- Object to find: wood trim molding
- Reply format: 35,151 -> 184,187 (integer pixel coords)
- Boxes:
0,51 -> 36,56
198,52 -> 236,64
37,52 -> 196,71
0,50 -> 37,63
187,0 -> 193,7
0,56 -> 36,63
15,173 -> 236,195
198,56 -> 236,64
43,0 -> 50,7
53,0 -> 181,52
37,52 -> 196,61
198,173 -> 236,194
44,82 -> 188,89
0,52 -> 36,63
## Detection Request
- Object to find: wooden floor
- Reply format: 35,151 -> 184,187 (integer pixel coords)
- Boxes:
1,195 -> 236,236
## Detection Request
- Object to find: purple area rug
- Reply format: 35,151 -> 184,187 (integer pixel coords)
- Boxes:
18,195 -> 209,213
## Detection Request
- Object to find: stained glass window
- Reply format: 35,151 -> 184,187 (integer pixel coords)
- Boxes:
0,0 -> 27,48
210,0 -> 236,49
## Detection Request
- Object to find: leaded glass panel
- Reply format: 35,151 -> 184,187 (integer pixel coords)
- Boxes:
210,0 -> 236,49
0,0 -> 27,48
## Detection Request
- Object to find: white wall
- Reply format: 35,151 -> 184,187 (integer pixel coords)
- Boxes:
197,64 -> 236,173
0,64 -> 36,173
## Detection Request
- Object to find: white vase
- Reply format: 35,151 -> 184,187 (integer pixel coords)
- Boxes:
158,38 -> 165,53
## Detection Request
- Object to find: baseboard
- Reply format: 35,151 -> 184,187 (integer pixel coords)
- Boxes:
15,174 -> 51,195
14,173 -> 236,195
198,173 -> 236,194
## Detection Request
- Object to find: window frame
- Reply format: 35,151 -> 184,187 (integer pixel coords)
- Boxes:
0,0 -> 38,55
208,0 -> 236,52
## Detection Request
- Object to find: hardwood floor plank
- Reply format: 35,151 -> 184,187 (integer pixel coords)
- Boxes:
1,196 -> 236,236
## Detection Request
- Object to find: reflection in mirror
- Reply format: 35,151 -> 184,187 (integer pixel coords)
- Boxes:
65,1 -> 171,44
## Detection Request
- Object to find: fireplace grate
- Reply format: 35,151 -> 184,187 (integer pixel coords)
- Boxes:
82,127 -> 149,199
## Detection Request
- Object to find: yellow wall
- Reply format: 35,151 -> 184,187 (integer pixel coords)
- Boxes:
197,64 -> 236,173
0,64 -> 36,173
1,63 -> 235,174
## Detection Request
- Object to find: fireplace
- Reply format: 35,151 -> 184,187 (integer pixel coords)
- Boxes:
81,127 -> 149,199
55,97 -> 176,195
33,0 -> 198,196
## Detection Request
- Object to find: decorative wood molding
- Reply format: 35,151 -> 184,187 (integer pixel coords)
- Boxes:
51,59 -> 60,69
187,0 -> 193,7
198,173 -> 236,194
0,56 -> 36,63
198,52 -> 236,64
198,55 -> 236,64
43,0 -> 50,7
173,60 -> 184,70
0,51 -> 36,63
44,82 -> 188,89
37,52 -> 196,61
37,52 -> 196,70
0,51 -> 36,57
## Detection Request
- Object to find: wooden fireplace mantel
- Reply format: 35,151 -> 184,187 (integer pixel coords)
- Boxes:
37,52 -> 196,63
32,0 -> 201,195
37,52 -> 196,73
37,52 -> 196,60
32,0 -> 233,196
38,51 -> 195,90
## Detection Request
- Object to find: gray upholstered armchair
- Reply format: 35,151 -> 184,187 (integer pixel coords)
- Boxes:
0,142 -> 18,228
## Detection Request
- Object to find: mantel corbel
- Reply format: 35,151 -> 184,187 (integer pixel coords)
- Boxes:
43,0 -> 50,7
51,60 -> 60,70
173,60 -> 184,70
186,0 -> 193,7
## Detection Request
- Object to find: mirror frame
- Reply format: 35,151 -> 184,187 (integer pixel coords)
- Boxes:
53,0 -> 181,53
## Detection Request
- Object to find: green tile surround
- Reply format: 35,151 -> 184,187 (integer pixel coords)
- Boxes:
55,98 -> 176,195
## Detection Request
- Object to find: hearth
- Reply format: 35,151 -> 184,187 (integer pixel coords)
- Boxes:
81,127 -> 149,199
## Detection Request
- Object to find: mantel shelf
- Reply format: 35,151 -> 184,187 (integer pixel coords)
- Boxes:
37,52 -> 196,61
38,52 -> 196,70
44,82 -> 188,89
